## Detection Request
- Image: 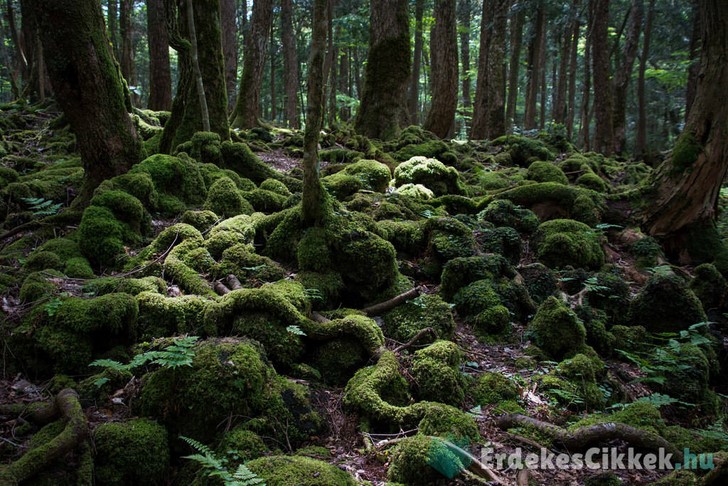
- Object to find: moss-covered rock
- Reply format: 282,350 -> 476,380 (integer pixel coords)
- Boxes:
78,205 -> 131,268
203,176 -> 253,217
535,219 -> 604,270
440,255 -> 515,301
247,455 -> 356,486
129,153 -> 207,207
488,134 -> 555,167
576,171 -> 609,192
496,182 -> 604,225
471,372 -> 519,405
690,263 -> 727,310
629,271 -> 707,333
527,296 -> 587,361
93,418 -> 170,486
396,183 -> 435,199
181,209 -> 220,232
417,404 -> 480,443
584,272 -> 631,325
478,199 -> 539,235
411,341 -> 465,406
527,161 -> 568,184
475,226 -> 522,264
520,263 -> 558,304
322,159 -> 391,199
387,434 -> 466,485
136,292 -> 212,338
381,294 -> 456,343
393,156 -> 466,196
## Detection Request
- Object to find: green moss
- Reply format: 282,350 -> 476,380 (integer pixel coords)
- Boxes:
77,206 -> 128,268
440,254 -> 515,301
203,176 -> 252,217
136,292 -> 212,339
381,294 -> 455,343
216,427 -> 268,464
497,182 -> 604,225
388,434 -> 466,485
569,401 -> 665,436
376,219 -> 428,254
417,404 -> 480,442
478,199 -> 539,235
91,189 -> 150,235
411,341 -> 465,405
520,263 -> 558,304
424,217 -> 477,277
536,219 -> 604,270
671,132 -> 702,174
129,153 -> 207,206
242,188 -> 289,213
323,159 -> 391,198
63,257 -> 94,278
629,271 -> 706,333
396,183 -> 435,199
584,272 -> 631,325
576,172 -> 609,192
690,263 -> 727,310
24,250 -> 63,272
78,368 -> 132,403
527,161 -> 568,184
181,209 -> 220,232
472,372 -> 519,405
393,156 -> 466,196
489,135 -> 555,167
577,305 -> 616,356
527,296 -> 587,361
220,141 -> 302,192
295,271 -> 344,309
205,214 -> 256,258
19,271 -> 59,303
453,279 -> 501,317
631,235 -> 663,268
93,419 -> 170,486
476,226 -> 522,264
308,337 -> 368,385
214,243 -> 286,284
247,455 -> 356,486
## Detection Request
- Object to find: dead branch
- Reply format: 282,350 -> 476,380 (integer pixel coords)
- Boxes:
393,327 -> 438,353
214,281 -> 231,295
226,274 -> 243,290
360,286 -> 421,316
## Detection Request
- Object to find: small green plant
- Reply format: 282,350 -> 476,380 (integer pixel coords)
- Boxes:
303,287 -> 324,302
180,436 -> 266,486
21,197 -> 63,216
90,336 -> 199,375
286,325 -> 306,336
44,294 -> 68,317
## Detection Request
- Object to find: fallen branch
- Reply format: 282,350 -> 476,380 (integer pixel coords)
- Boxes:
393,327 -> 438,353
226,274 -> 242,290
360,286 -> 421,316
214,281 -> 231,295
0,399 -> 58,425
0,389 -> 89,483
496,414 -> 683,462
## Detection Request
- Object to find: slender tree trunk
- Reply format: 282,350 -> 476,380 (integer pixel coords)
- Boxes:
338,47 -> 350,121
186,0 -> 210,132
147,0 -> 172,110
506,7 -> 525,129
612,0 -> 643,154
424,0 -> 458,138
232,0 -> 273,128
120,0 -> 137,104
108,0 -> 119,59
458,0 -> 471,115
566,0 -> 581,139
221,0 -> 238,112
0,10 -> 20,98
591,0 -> 614,154
471,0 -> 508,139
580,18 -> 592,150
5,0 -> 27,84
29,0 -> 142,204
636,0 -> 655,158
524,4 -> 545,130
539,33 -> 547,129
281,0 -> 299,128
409,0 -> 424,124
553,27 -> 571,125
322,0 -> 336,129
685,0 -> 700,121
302,0 -> 328,227
355,0 -> 411,141
270,25 -> 277,121
644,0 -> 728,258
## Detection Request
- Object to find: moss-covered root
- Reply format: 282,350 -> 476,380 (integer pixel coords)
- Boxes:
496,414 -> 683,463
0,389 -> 88,484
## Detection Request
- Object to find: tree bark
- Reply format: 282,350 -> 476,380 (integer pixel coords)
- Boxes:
302,0 -> 328,227
147,0 -> 172,110
281,0 -> 300,128
506,6 -> 525,129
186,0 -> 210,132
566,0 -> 581,139
424,0 -> 458,138
355,0 -> 411,141
591,0 -> 614,155
685,0 -> 700,121
553,26 -> 571,125
580,9 -> 592,150
471,0 -> 508,139
221,0 -> 238,112
232,0 -> 273,128
643,0 -> 728,253
108,0 -> 119,59
636,0 -> 655,157
458,0 -> 472,114
408,0 -> 424,124
29,0 -> 143,204
524,4 -> 545,130
120,0 -> 136,105
612,0 -> 643,154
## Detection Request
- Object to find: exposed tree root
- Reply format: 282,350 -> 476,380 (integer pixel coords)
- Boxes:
0,389 -> 89,484
360,286 -> 421,316
496,413 -> 683,462
214,281 -> 231,295
392,327 -> 438,353
226,274 -> 242,290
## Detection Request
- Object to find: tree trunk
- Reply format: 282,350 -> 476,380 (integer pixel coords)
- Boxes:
471,0 -> 508,139
323,0 -> 336,129
302,0 -> 328,227
147,0 -> 172,110
506,7 -> 525,129
408,0 -> 424,124
5,0 -> 26,85
591,0 -> 614,155
108,0 -> 119,59
270,25 -> 277,121
524,4 -> 545,130
29,0 -> 142,204
232,0 -> 273,128
553,26 -> 571,125
355,0 -> 410,141
424,0 -> 458,138
580,15 -> 592,150
186,0 -> 210,132
458,0 -> 472,116
643,0 -> 728,256
612,0 -> 643,154
120,0 -> 137,105
338,46 -> 350,121
566,0 -> 581,139
281,0 -> 299,128
539,27 -> 547,129
685,0 -> 700,121
221,0 -> 238,112
636,0 -> 655,158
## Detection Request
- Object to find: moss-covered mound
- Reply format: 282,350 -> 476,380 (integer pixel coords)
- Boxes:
527,296 -> 587,360
247,455 -> 356,486
629,271 -> 707,332
381,293 -> 455,343
535,219 -> 604,270
393,156 -> 466,196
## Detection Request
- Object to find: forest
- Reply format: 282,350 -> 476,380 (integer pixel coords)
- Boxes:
0,0 -> 726,484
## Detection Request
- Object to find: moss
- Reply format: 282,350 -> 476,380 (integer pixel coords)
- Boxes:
247,455 -> 356,486
221,141 -> 302,192
138,339 -> 270,443
93,419 -> 170,486
584,272 -> 631,325
478,199 -> 539,235
77,205 -> 128,268
576,171 -> 609,192
611,324 -> 650,352
388,434 -> 467,485
91,189 -> 150,235
527,296 -> 587,361
24,250 -> 63,272
205,214 -> 256,258
536,219 -> 604,270
376,219 -> 428,255
440,254 -> 515,301
671,132 -> 702,174
130,153 -> 207,206
203,176 -> 252,217
319,148 -> 364,163
631,235 -> 663,268
216,427 -> 268,465
411,341 -> 465,406
296,271 -> 344,309
569,401 -> 665,436
242,188 -> 289,213
78,368 -> 132,403
63,257 -> 94,278
497,182 -> 604,225
453,279 -> 501,317
476,226 -> 522,264
577,305 -> 616,356
0,166 -> 19,187
650,470 -> 699,485
417,404 -> 480,442
690,263 -> 727,310
393,139 -> 448,161
424,217 -> 477,277
19,271 -> 59,303
396,183 -> 435,199
489,134 -> 555,167
381,294 -> 455,343
181,209 -> 220,232
527,161 -> 569,184
136,292 -> 213,339
323,159 -> 391,198
657,343 -> 714,409
214,243 -> 286,284
393,156 -> 466,196
629,271 -> 707,333
471,372 -> 519,405
296,227 -> 332,272
520,263 -> 558,304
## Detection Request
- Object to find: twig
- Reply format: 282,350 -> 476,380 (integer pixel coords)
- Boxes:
393,327 -> 438,353
360,286 -> 421,316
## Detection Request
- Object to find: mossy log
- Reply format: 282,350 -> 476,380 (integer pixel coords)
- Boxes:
0,389 -> 89,484
495,413 -> 683,462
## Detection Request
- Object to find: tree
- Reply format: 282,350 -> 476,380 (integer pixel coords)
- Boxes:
612,0 -> 643,154
355,0 -> 410,140
28,0 -> 143,203
147,0 -> 172,110
423,0 -> 458,138
232,0 -> 272,128
408,0 -> 424,124
458,0 -> 472,120
591,0 -> 614,154
281,0 -> 300,128
221,0 -> 238,111
506,7 -> 525,129
120,0 -> 137,104
643,0 -> 728,259
524,3 -> 545,130
636,0 -> 656,157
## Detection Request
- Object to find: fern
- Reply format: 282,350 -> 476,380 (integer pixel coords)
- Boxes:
180,436 -> 266,486
89,336 -> 199,378
21,197 -> 63,216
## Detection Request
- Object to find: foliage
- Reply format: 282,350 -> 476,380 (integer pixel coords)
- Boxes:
180,436 -> 266,486
89,336 -> 199,379
21,197 -> 63,216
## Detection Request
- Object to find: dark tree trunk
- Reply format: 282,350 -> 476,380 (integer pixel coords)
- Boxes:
524,4 -> 545,130
120,0 -> 137,104
323,0 -> 336,129
338,47 -> 350,121
147,0 -> 172,110
270,25 -> 277,121
281,0 -> 299,128
355,0 -> 410,141
643,0 -> 728,255
506,7 -> 524,129
539,29 -> 547,129
108,0 -> 119,59
408,0 -> 424,124
685,0 -> 700,121
591,0 -> 614,155
29,0 -> 142,204
471,0 -> 508,139
221,0 -> 238,112
580,14 -> 592,150
232,0 -> 272,128
566,0 -> 581,139
424,0 -> 458,138
458,0 -> 471,114
553,26 -> 571,125
302,0 -> 328,227
612,0 -> 643,154
636,0 -> 655,157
